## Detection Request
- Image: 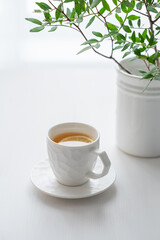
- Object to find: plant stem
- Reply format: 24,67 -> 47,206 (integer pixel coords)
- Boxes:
116,0 -> 159,27
84,0 -> 105,24
145,1 -> 160,67
96,8 -> 114,57
153,15 -> 160,24
143,59 -> 150,71
48,0 -> 131,74
104,2 -> 121,18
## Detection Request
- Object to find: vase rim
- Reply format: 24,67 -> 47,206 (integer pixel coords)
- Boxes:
116,58 -> 160,95
116,58 -> 151,80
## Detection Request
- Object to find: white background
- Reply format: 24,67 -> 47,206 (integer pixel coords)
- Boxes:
0,0 -> 122,70
1,1 -> 160,240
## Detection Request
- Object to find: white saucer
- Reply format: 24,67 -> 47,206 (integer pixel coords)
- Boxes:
31,160 -> 116,199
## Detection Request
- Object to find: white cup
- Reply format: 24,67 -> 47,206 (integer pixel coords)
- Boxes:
47,122 -> 111,186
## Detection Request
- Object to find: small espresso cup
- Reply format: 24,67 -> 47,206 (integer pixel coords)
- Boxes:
47,122 -> 111,186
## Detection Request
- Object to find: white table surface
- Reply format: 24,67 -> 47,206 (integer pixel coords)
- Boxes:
1,62 -> 160,240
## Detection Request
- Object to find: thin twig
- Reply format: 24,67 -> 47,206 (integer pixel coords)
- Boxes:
143,59 -> 150,71
153,15 -> 160,24
48,0 -> 131,73
144,1 -> 160,67
96,8 -> 114,57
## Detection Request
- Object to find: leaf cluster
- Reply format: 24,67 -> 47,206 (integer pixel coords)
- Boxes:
26,0 -> 160,81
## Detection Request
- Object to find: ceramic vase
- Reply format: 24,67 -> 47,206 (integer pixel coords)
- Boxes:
116,58 -> 160,157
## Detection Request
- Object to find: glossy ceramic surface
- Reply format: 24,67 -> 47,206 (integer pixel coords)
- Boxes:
47,122 -> 111,186
116,58 -> 160,157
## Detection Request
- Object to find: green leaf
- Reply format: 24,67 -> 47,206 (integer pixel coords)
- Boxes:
34,9 -> 42,13
115,40 -> 123,45
134,48 -> 141,56
48,26 -> 57,32
113,45 -> 123,50
92,31 -> 103,37
121,2 -> 128,13
128,19 -> 133,27
148,55 -> 156,64
142,29 -> 147,39
89,0 -> 93,5
81,0 -> 86,11
91,0 -> 101,8
25,18 -> 42,25
122,51 -> 131,58
137,19 -> 141,28
102,0 -> 111,11
66,8 -> 71,18
153,52 -> 160,60
115,13 -> 123,24
135,37 -> 141,43
77,15 -> 83,23
103,32 -> 117,39
99,7 -> 106,15
123,25 -> 131,33
30,26 -> 44,32
122,43 -> 130,51
77,42 -> 100,55
70,9 -> 75,22
64,0 -> 74,2
146,34 -> 150,42
75,2 -> 82,15
138,33 -> 144,42
155,11 -> 160,19
142,73 -> 153,79
95,43 -> 101,49
149,34 -> 154,45
77,46 -> 92,54
116,7 -> 121,13
124,0 -> 133,8
149,67 -> 160,74
147,6 -> 158,13
117,33 -> 125,40
112,0 -> 117,5
127,15 -> 140,20
155,75 -> 160,80
131,31 -> 136,42
36,2 -> 51,11
121,0 -> 134,13
136,2 -> 142,10
44,12 -> 52,23
156,30 -> 160,36
156,27 -> 160,30
139,70 -> 147,74
138,47 -> 146,52
148,30 -> 152,37
86,16 -> 95,28
81,39 -> 99,45
107,22 -> 118,30
55,3 -> 62,20
75,0 -> 85,16
86,2 -> 90,13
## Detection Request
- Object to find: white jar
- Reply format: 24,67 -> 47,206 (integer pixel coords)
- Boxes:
116,58 -> 160,157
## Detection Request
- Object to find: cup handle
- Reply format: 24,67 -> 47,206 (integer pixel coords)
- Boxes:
86,149 -> 111,179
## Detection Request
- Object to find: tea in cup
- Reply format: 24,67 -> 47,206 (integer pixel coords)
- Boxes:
47,122 -> 111,186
